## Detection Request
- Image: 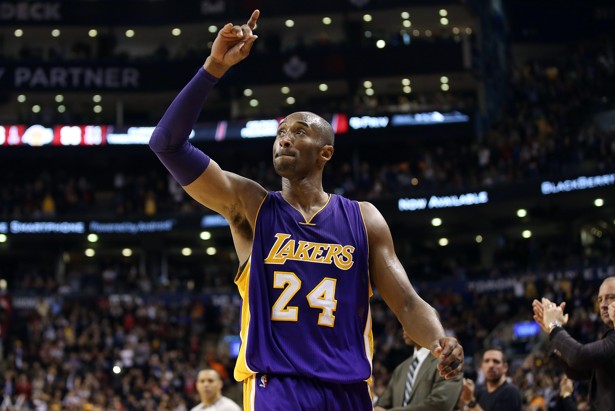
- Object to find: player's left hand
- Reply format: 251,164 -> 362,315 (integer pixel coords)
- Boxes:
431,336 -> 464,379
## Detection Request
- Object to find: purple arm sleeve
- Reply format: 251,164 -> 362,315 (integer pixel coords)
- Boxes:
149,67 -> 218,186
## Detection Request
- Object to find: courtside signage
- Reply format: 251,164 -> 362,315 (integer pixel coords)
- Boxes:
89,220 -> 175,234
8,220 -> 85,234
398,191 -> 489,211
541,173 -> 615,195
0,110 -> 470,146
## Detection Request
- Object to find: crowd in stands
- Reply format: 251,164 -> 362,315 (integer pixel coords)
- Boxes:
1,125 -> 612,221
1,36 -> 613,220
1,256 -> 611,410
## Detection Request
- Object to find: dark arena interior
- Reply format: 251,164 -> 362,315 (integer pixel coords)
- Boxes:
0,0 -> 613,410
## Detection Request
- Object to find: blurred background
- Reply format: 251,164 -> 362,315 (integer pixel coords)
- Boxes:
0,0 -> 613,409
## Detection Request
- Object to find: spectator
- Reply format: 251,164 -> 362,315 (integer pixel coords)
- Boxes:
459,348 -> 523,411
532,277 -> 615,411
190,369 -> 240,411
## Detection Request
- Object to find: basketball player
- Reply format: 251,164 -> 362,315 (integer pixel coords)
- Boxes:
149,9 -> 464,411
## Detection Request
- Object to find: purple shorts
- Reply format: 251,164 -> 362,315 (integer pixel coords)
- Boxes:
243,374 -> 372,411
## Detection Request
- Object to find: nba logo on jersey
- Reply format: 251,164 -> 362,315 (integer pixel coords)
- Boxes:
259,374 -> 268,388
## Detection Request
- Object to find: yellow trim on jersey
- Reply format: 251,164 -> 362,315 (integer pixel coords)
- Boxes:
243,375 -> 256,410
357,200 -> 374,374
234,259 -> 256,381
233,193 -> 270,382
364,305 -> 374,371
280,192 -> 332,224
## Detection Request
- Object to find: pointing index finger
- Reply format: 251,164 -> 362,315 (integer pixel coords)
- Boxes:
247,9 -> 260,30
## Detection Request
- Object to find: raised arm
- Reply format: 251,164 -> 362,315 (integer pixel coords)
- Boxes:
149,10 -> 266,261
360,201 -> 464,378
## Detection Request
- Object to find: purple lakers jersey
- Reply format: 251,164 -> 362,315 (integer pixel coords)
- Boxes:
234,192 -> 373,383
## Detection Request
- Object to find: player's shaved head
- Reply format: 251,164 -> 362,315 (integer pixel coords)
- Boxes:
282,111 -> 335,146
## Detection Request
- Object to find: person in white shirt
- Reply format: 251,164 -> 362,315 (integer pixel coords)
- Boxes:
190,369 -> 241,411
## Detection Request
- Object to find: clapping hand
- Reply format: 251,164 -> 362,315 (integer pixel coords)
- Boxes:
532,297 -> 568,333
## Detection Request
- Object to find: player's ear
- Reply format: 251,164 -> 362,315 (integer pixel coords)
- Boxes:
320,145 -> 334,162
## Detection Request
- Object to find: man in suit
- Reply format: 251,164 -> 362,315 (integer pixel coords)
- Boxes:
533,276 -> 615,411
374,329 -> 463,411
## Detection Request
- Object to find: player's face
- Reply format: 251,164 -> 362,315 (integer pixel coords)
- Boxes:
597,279 -> 615,327
195,370 -> 222,401
481,350 -> 507,383
273,112 -> 325,177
